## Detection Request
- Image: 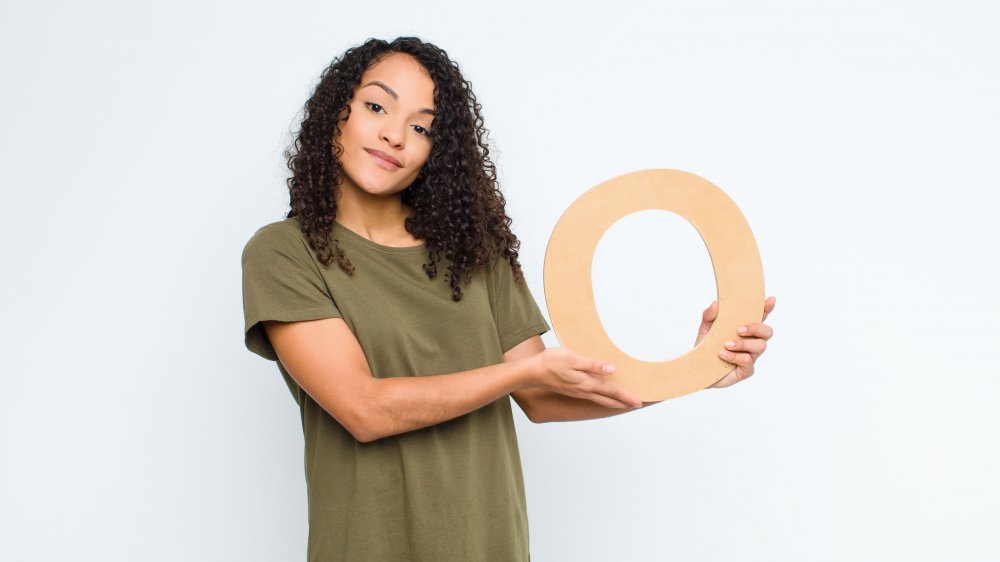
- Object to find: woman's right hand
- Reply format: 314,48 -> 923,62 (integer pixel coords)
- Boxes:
530,348 -> 643,409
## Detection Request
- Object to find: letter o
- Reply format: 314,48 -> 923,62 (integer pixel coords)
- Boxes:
543,169 -> 765,401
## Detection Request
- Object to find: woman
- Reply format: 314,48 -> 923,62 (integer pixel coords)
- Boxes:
242,36 -> 774,561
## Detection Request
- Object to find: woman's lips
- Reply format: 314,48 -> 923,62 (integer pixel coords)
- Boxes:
365,149 -> 402,169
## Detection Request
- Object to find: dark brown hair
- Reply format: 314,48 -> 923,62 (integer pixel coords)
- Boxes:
284,36 -> 523,300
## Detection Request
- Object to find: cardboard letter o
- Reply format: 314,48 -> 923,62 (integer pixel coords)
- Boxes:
543,169 -> 765,401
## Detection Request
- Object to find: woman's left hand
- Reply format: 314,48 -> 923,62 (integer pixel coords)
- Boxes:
695,296 -> 776,389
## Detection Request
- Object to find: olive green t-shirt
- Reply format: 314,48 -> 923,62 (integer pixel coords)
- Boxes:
241,217 -> 550,561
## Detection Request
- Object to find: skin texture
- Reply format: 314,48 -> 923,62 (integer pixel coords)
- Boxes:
264,316 -> 644,442
333,53 -> 435,245
265,39 -> 778,440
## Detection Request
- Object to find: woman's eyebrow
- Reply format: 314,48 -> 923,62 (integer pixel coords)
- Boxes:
362,80 -> 436,115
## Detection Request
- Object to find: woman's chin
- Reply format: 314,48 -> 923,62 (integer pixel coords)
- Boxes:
348,181 -> 400,198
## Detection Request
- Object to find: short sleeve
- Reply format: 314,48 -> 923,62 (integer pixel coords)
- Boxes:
241,223 -> 342,361
490,256 -> 551,353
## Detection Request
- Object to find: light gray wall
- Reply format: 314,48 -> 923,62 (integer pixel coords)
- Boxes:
2,1 -> 997,560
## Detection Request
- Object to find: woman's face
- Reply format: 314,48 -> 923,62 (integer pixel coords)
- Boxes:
335,52 -> 436,199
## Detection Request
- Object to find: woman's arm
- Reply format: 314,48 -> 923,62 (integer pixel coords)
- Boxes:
263,317 -> 641,443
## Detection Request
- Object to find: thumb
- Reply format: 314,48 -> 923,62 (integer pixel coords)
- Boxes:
572,352 -> 616,376
698,301 -> 718,335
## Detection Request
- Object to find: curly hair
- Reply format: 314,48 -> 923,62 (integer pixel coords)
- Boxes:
284,36 -> 524,301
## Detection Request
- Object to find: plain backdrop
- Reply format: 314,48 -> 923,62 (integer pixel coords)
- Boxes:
2,1 -> 998,560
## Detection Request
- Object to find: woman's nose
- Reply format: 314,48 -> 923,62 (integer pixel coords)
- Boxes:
380,119 -> 406,148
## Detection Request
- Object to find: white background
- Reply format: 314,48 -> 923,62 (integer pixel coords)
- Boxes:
2,1 -> 998,560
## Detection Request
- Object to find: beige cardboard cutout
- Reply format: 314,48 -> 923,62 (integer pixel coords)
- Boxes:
543,169 -> 765,401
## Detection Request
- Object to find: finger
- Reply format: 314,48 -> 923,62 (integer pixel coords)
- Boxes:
724,337 -> 767,356
711,366 -> 751,388
762,296 -> 776,321
589,382 -> 644,409
701,300 -> 718,326
718,350 -> 754,376
583,393 -> 634,410
569,353 -> 616,376
709,369 -> 739,388
697,301 -> 719,340
737,322 -> 774,341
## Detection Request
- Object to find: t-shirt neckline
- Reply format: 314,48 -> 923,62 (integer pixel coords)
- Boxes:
331,220 -> 427,255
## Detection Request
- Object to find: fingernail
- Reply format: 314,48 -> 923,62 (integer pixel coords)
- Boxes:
603,363 -> 616,374
725,340 -> 735,348
719,350 -> 728,359
738,326 -> 747,335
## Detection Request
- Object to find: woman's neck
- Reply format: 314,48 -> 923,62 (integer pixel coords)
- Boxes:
335,189 -> 420,247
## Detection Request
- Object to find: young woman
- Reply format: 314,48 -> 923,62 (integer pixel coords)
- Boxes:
242,36 -> 775,561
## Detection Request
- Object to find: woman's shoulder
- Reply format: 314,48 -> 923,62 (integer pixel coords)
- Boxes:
242,216 -> 308,258
249,215 -> 303,237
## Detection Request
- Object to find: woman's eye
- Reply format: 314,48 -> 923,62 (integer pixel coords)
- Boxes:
364,102 -> 384,113
413,125 -> 431,137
